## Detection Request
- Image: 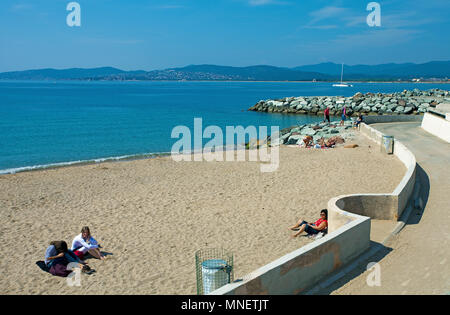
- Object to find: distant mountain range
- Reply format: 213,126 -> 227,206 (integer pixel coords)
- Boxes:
293,61 -> 450,79
1,61 -> 449,82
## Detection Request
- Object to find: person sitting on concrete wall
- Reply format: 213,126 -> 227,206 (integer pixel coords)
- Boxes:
354,114 -> 364,129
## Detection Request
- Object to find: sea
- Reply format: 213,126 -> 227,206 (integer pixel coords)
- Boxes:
0,80 -> 447,174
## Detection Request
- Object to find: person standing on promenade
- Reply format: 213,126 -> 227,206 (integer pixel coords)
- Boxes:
340,106 -> 347,126
324,107 -> 330,124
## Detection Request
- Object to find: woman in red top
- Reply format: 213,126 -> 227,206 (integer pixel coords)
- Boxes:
289,209 -> 328,238
323,107 -> 330,123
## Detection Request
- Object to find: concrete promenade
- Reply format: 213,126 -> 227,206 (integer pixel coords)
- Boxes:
319,122 -> 450,295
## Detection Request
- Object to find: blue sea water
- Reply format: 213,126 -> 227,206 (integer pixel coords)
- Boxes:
0,80 -> 447,173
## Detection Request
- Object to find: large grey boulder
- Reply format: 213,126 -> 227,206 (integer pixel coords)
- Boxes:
268,100 -> 284,107
404,106 -> 414,114
281,133 -> 292,144
286,135 -> 302,145
387,103 -> 397,110
300,128 -> 317,136
290,100 -> 301,108
395,106 -> 405,113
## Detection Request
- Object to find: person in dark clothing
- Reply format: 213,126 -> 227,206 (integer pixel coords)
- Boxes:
44,241 -> 90,277
323,107 -> 330,123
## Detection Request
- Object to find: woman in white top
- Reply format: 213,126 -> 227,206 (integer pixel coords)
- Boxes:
71,226 -> 105,260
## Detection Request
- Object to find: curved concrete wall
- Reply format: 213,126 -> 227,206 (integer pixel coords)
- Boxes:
421,112 -> 450,143
211,216 -> 370,295
327,123 -> 417,231
210,119 -> 417,295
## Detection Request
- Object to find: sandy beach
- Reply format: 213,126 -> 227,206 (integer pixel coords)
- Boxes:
0,134 -> 406,294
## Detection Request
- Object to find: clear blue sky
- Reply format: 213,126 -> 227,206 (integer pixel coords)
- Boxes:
1,0 -> 449,72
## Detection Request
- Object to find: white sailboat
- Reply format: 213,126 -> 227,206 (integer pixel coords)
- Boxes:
333,63 -> 353,87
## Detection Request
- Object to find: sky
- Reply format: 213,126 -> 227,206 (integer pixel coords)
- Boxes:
0,0 -> 449,72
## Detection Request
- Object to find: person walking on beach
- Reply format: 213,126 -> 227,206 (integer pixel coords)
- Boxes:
289,209 -> 328,238
340,106 -> 347,126
323,107 -> 330,124
71,226 -> 106,260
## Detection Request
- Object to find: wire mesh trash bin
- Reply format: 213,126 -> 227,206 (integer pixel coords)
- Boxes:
381,135 -> 394,154
195,248 -> 233,295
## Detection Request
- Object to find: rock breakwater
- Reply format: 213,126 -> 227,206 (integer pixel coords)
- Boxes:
246,120 -> 356,149
248,88 -> 450,116
273,120 -> 355,147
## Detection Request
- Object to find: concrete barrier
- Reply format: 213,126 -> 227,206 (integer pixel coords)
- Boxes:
210,118 -> 417,295
328,122 -> 416,232
349,124 -> 418,222
421,112 -> 450,143
211,216 -> 370,295
363,114 -> 423,125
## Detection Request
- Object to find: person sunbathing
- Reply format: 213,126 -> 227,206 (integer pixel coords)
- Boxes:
326,138 -> 336,147
45,241 -> 90,277
71,226 -> 106,260
318,138 -> 333,148
316,138 -> 334,148
318,138 -> 325,147
289,210 -> 328,238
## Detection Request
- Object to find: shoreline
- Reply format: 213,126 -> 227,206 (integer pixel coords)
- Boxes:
2,88 -> 446,176
0,152 -> 171,176
0,116 -> 352,176
0,145 -> 252,176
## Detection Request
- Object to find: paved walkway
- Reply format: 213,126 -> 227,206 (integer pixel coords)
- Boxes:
319,122 -> 450,295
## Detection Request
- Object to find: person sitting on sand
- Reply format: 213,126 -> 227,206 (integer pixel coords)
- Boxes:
289,209 -> 328,238
71,226 -> 105,260
354,114 -> 364,129
45,240 -> 90,277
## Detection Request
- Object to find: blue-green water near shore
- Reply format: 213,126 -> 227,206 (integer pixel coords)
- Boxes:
0,81 -> 447,174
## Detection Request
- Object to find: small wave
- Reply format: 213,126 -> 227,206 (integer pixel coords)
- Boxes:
0,144 -> 250,175
0,151 -> 172,175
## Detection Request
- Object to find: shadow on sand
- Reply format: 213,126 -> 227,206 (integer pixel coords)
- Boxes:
36,260 -> 49,273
